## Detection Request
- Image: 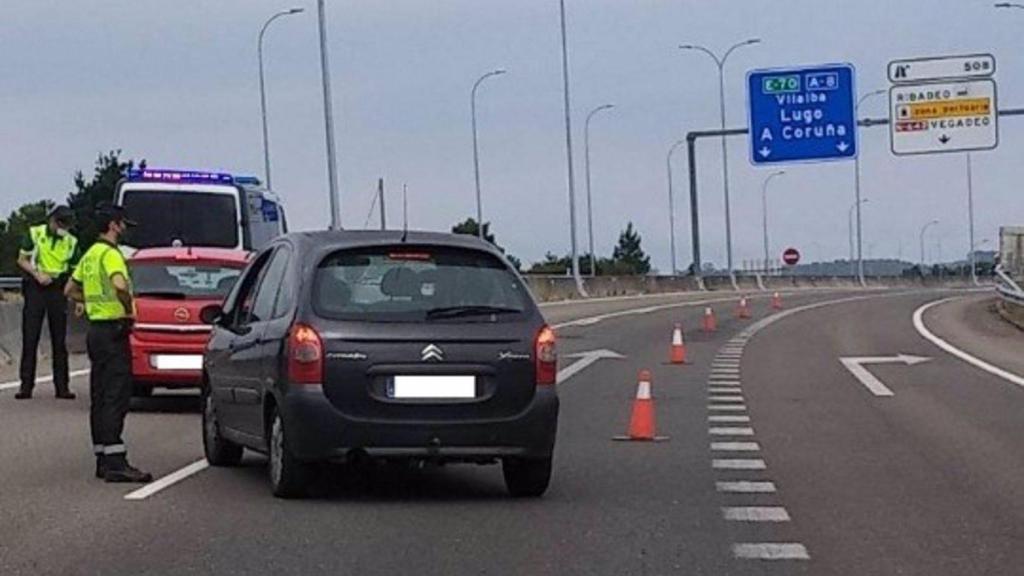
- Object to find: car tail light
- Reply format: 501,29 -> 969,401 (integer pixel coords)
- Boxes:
287,323 -> 323,385
535,325 -> 557,386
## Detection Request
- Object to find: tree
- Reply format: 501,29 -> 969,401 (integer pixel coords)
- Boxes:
611,222 -> 650,275
0,201 -> 54,275
67,150 -> 138,247
451,218 -> 521,270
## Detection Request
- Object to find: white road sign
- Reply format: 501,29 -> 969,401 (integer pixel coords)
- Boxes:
889,54 -> 995,83
889,78 -> 998,156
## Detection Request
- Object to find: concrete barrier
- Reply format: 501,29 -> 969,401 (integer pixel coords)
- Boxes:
0,299 -> 87,368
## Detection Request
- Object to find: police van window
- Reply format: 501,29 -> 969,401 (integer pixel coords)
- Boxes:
121,190 -> 239,249
249,247 -> 289,323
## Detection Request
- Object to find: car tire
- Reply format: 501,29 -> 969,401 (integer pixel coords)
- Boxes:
268,409 -> 312,499
202,386 -> 243,467
502,456 -> 552,498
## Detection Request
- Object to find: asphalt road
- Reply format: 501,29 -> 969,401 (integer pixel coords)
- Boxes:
2,287 -> 1020,575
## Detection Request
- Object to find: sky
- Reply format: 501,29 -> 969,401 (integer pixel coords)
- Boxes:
2,0 -> 1022,271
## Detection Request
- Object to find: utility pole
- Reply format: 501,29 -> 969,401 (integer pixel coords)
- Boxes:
378,178 -> 386,230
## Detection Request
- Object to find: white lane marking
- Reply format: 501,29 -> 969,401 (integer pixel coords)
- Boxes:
709,404 -> 747,411
723,507 -> 791,522
709,395 -> 745,403
556,349 -> 624,384
711,367 -> 740,373
124,459 -> 209,501
708,378 -> 741,384
713,459 -> 766,470
709,387 -> 742,394
709,415 -> 750,423
913,297 -> 1024,388
733,543 -> 809,560
710,427 -> 755,436
0,368 -> 91,391
711,441 -> 760,451
717,481 -> 776,493
838,355 -> 931,397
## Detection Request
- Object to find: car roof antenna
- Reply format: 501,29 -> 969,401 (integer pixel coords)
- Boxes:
400,183 -> 409,243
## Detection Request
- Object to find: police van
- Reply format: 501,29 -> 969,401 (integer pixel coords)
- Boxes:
115,169 -> 287,252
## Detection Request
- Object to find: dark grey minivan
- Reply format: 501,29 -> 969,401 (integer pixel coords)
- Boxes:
200,231 -> 559,498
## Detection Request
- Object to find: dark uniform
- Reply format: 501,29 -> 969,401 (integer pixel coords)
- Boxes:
68,205 -> 152,483
17,206 -> 79,400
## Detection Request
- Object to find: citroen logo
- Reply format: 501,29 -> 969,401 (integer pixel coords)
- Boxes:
173,307 -> 190,322
421,344 -> 444,362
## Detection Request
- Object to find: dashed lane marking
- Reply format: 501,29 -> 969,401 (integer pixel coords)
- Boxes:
717,481 -> 776,493
723,507 -> 791,522
713,459 -> 766,470
732,543 -> 810,560
709,427 -> 755,436
709,395 -> 745,403
709,404 -> 747,411
709,415 -> 751,423
711,442 -> 760,451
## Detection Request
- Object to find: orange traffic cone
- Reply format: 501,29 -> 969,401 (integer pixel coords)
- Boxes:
670,324 -> 687,364
702,307 -> 717,333
771,291 -> 783,310
736,297 -> 752,319
614,370 -> 668,442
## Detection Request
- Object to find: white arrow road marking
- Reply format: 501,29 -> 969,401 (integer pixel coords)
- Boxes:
839,354 -> 931,397
557,349 -> 625,384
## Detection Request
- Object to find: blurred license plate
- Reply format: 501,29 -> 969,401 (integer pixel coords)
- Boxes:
391,376 -> 476,399
151,354 -> 203,371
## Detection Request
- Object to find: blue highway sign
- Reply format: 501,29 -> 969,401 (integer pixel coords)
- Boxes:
747,64 -> 857,165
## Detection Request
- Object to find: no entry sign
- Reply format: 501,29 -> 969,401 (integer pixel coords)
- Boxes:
783,248 -> 801,266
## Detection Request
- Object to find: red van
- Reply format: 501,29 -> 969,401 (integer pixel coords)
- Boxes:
128,247 -> 250,396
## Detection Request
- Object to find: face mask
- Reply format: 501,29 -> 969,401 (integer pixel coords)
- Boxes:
55,228 -> 69,238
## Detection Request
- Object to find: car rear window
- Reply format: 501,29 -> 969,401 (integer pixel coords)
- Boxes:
131,261 -> 244,299
313,246 -> 531,322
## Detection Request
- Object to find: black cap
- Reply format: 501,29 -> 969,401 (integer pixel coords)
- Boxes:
95,202 -> 138,229
47,205 -> 74,226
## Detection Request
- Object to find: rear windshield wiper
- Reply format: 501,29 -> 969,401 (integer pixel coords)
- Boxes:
135,291 -> 188,299
424,305 -> 523,320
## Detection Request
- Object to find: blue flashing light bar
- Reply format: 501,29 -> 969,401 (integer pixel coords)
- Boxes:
127,169 -> 235,184
233,176 -> 263,186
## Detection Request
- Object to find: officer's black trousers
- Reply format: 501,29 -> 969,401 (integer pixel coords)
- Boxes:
86,321 -> 133,456
19,278 -> 70,395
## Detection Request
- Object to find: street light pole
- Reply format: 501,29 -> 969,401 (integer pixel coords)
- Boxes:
919,219 -> 939,271
666,139 -> 687,275
680,38 -> 761,290
558,0 -> 586,297
761,170 -> 785,274
258,8 -> 304,191
967,152 -> 978,285
316,0 -> 341,230
584,103 -> 614,276
470,69 -> 507,239
854,89 -> 885,286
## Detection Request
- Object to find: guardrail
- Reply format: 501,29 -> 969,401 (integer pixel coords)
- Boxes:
0,276 -> 20,290
996,266 -> 1024,304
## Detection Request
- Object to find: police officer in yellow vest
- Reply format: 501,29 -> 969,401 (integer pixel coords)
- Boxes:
65,204 -> 152,483
15,205 -> 80,400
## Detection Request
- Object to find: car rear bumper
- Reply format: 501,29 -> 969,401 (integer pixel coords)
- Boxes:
279,386 -> 559,462
130,335 -> 206,387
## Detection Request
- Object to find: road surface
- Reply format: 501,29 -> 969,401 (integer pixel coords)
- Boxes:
2,288 -> 1020,575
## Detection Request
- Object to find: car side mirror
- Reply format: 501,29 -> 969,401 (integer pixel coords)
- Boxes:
200,304 -> 225,326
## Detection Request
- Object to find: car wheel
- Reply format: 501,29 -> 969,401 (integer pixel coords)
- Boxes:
202,386 -> 243,467
268,408 -> 311,499
502,456 -> 552,498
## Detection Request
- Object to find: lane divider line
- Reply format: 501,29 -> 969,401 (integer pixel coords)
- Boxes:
717,481 -> 776,493
710,427 -> 755,436
0,368 -> 91,392
732,543 -> 810,560
723,507 -> 791,522
713,459 -> 766,470
709,415 -> 751,423
711,442 -> 760,452
912,297 -> 1024,388
709,404 -> 747,412
124,459 -> 209,501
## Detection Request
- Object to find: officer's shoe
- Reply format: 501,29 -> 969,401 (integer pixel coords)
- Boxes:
95,456 -> 106,479
103,460 -> 153,484
14,390 -> 32,400
55,391 -> 77,400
